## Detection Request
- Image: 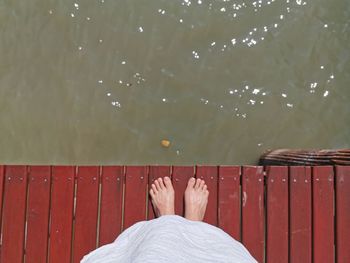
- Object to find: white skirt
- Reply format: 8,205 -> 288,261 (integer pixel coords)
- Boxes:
81,215 -> 258,263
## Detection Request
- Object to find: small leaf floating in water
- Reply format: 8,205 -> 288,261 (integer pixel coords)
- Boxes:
161,140 -> 170,148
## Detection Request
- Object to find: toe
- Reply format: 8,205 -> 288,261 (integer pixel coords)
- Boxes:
154,180 -> 160,191
158,178 -> 165,189
187,177 -> 196,188
151,184 -> 158,193
199,180 -> 205,189
150,188 -> 155,197
163,176 -> 173,189
203,184 -> 207,191
195,178 -> 202,189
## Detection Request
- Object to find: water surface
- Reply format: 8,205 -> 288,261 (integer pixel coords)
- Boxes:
0,0 -> 349,164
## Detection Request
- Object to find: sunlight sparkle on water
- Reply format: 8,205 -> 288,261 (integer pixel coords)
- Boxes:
252,89 -> 260,94
200,98 -> 209,105
111,101 -> 121,108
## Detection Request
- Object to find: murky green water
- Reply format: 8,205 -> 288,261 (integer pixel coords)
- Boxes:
0,0 -> 349,165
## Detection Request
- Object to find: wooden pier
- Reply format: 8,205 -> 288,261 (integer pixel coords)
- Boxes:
0,165 -> 349,263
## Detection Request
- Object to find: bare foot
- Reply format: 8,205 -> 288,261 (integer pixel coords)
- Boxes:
184,178 -> 209,221
149,177 -> 175,217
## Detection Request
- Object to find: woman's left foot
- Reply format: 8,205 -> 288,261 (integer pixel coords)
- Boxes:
149,177 -> 175,217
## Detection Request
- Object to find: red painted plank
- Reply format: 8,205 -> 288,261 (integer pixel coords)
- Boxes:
123,166 -> 148,229
313,166 -> 334,263
196,166 -> 218,226
266,166 -> 288,263
49,166 -> 75,263
172,166 -> 194,217
73,166 -> 100,263
1,165 -> 27,263
218,166 -> 241,240
241,166 -> 264,263
0,166 -> 3,260
148,166 -> 171,220
25,166 -> 51,263
99,166 -> 124,246
290,166 -> 312,263
336,166 -> 350,263
0,165 -> 4,227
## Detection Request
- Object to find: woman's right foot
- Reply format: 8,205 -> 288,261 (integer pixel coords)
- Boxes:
184,177 -> 209,221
